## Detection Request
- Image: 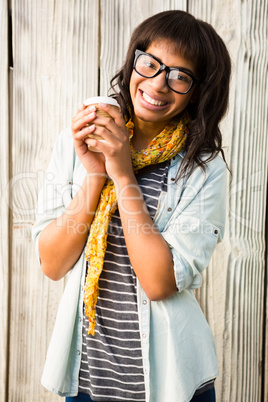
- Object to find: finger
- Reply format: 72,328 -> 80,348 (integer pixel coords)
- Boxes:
72,109 -> 97,133
89,124 -> 129,156
85,138 -> 98,148
76,103 -> 96,115
86,137 -> 109,154
72,104 -> 86,124
74,124 -> 96,141
89,113 -> 128,141
72,104 -> 97,124
78,103 -> 86,111
98,103 -> 126,129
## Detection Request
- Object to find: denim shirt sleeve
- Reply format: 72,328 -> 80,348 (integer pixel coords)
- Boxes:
32,129 -> 86,396
156,154 -> 227,292
32,129 -> 75,260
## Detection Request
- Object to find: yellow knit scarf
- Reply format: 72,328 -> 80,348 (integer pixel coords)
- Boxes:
84,111 -> 190,335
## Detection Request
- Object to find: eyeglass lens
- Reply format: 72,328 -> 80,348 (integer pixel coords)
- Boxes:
135,53 -> 193,94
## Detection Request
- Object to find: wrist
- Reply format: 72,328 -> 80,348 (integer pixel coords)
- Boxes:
112,171 -> 137,192
84,172 -> 107,188
114,174 -> 146,217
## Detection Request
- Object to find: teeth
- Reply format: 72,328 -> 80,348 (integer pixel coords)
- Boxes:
142,92 -> 167,106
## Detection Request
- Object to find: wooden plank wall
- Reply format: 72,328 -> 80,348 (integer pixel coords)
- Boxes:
7,1 -> 99,401
1,0 -> 267,401
191,1 -> 268,401
0,2 -> 9,402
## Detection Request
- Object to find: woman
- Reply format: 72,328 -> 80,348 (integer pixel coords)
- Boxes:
33,10 -> 231,402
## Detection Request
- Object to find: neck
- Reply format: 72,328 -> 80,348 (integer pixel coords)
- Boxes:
131,116 -> 170,151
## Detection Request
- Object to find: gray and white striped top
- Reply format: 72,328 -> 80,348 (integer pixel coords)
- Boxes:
78,161 -> 170,401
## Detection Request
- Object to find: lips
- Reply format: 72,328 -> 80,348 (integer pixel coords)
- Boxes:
141,90 -> 168,107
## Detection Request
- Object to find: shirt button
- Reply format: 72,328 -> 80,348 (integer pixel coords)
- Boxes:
79,316 -> 83,322
77,350 -> 81,355
214,229 -> 218,235
167,207 -> 172,212
142,333 -> 147,338
143,300 -> 147,305
171,178 -> 175,181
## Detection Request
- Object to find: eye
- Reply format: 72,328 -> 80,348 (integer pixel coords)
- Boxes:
170,70 -> 192,84
142,57 -> 159,71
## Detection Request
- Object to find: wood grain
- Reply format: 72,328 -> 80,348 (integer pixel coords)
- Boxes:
2,0 -> 268,400
189,1 -> 268,401
0,2 -> 9,402
8,1 -> 99,400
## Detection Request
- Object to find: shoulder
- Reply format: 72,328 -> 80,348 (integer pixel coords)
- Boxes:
168,152 -> 227,196
203,153 -> 227,175
171,151 -> 227,177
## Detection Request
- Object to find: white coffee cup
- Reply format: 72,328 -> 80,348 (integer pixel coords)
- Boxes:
84,96 -> 120,152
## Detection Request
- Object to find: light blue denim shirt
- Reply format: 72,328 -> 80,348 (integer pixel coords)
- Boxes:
32,128 -> 226,402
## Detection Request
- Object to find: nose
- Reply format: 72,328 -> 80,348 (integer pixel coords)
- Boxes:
148,71 -> 169,92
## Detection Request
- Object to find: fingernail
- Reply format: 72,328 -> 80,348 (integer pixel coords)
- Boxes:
88,124 -> 95,131
87,105 -> 96,112
88,112 -> 95,119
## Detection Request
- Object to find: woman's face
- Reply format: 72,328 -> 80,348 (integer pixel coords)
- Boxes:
129,41 -> 197,132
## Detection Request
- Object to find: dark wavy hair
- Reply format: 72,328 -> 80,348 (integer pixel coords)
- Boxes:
109,10 -> 232,177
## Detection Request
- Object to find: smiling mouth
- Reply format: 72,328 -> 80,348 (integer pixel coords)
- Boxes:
142,91 -> 168,107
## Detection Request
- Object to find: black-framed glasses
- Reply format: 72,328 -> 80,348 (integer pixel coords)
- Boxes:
133,49 -> 198,94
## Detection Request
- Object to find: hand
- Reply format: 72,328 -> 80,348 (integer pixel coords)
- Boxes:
71,104 -> 106,176
85,103 -> 134,183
